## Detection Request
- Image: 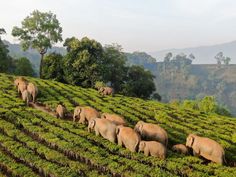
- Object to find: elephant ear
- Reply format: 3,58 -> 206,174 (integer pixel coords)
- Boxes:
102,114 -> 106,119
90,119 -> 96,128
139,124 -> 143,133
189,136 -> 195,147
77,107 -> 82,114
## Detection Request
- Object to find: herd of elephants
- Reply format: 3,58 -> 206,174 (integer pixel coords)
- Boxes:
14,77 -> 226,165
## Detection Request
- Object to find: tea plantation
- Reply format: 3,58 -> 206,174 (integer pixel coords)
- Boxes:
0,73 -> 235,177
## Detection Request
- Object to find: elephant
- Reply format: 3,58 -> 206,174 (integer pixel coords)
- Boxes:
99,87 -> 114,96
101,113 -> 126,126
116,126 -> 140,152
134,121 -> 168,147
27,83 -> 38,103
14,77 -> 27,87
14,77 -> 28,96
172,144 -> 189,155
56,104 -> 67,119
186,134 -> 226,165
139,141 -> 167,159
73,106 -> 100,124
22,90 -> 31,106
88,118 -> 117,143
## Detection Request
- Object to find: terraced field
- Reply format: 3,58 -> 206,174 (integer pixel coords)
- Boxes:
0,73 -> 236,177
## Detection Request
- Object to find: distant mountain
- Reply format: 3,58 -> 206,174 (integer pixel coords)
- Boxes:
150,40 -> 236,64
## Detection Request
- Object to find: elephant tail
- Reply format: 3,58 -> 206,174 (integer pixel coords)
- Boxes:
166,138 -> 168,148
223,154 -> 227,165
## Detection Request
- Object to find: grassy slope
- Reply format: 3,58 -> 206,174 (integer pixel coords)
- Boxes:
0,73 -> 236,177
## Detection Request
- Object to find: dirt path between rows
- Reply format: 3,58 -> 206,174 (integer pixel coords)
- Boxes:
29,102 -> 73,120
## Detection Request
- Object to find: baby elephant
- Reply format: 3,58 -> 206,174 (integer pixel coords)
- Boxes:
116,126 -> 140,152
56,104 -> 67,119
73,106 -> 100,124
88,118 -> 117,143
99,87 -> 114,96
172,144 -> 189,155
101,113 -> 126,126
186,134 -> 226,165
27,83 -> 38,103
22,90 -> 31,106
134,121 -> 168,147
139,141 -> 167,159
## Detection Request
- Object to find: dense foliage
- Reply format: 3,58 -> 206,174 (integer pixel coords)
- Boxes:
180,96 -> 231,116
42,53 -> 64,82
63,37 -> 104,87
0,73 -> 235,177
14,57 -> 35,76
0,29 -> 13,73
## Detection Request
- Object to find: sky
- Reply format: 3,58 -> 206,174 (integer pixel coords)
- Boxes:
0,0 -> 236,52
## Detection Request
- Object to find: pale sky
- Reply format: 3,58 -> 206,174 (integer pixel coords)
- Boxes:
0,0 -> 236,52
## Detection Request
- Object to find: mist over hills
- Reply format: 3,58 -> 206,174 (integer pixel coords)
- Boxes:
150,40 -> 236,64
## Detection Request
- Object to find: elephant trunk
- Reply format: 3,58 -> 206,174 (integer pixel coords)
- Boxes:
88,127 -> 91,133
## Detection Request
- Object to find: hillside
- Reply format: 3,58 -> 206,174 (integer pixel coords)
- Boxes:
0,73 -> 236,176
154,63 -> 236,115
150,40 -> 236,64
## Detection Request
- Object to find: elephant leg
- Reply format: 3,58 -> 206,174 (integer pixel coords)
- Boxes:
95,128 -> 100,136
73,115 -> 76,122
193,150 -> 200,157
79,115 -> 85,124
144,149 -> 149,156
118,136 -> 122,146
33,95 -> 35,103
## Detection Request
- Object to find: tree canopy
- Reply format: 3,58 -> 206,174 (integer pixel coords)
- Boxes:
63,37 -> 104,87
122,65 -> 156,98
12,10 -> 63,77
42,53 -> 64,82
14,57 -> 35,76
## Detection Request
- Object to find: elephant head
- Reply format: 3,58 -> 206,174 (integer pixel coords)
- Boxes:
101,113 -> 106,119
99,87 -> 105,93
88,119 -> 96,133
138,141 -> 145,152
73,107 -> 82,120
134,121 -> 144,134
186,134 -> 196,148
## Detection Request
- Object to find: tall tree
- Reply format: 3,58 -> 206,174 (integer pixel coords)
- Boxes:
0,28 -> 13,73
63,37 -> 104,87
12,10 -> 63,78
122,65 -> 156,99
103,44 -> 127,91
164,52 -> 172,62
215,52 -> 223,67
223,57 -> 231,65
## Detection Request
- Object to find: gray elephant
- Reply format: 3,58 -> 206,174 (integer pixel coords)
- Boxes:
99,87 -> 114,96
139,141 -> 167,159
27,82 -> 38,103
56,104 -> 67,119
101,113 -> 126,126
88,118 -> 117,143
172,144 -> 189,155
116,126 -> 140,152
134,121 -> 168,147
73,106 -> 100,124
186,134 -> 226,165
